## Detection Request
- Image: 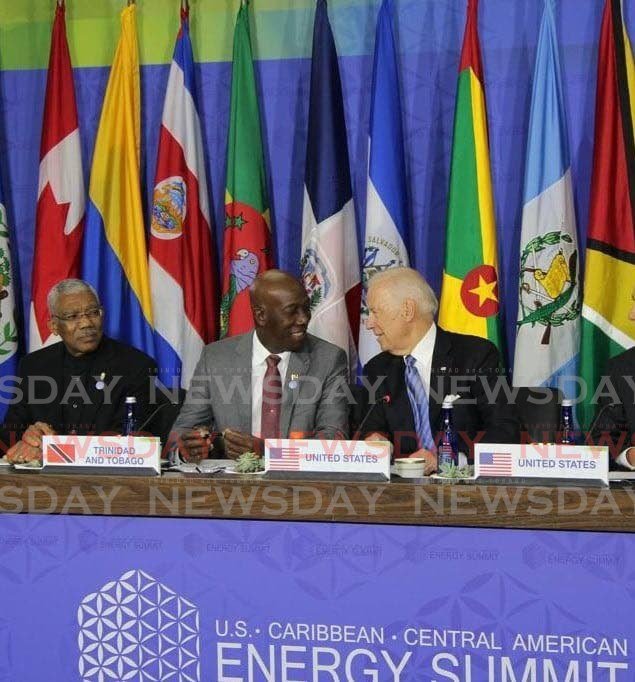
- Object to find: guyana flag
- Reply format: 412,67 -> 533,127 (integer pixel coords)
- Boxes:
438,0 -> 502,350
579,0 -> 635,427
220,0 -> 273,337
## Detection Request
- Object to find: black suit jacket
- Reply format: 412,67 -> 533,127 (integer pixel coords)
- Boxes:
591,347 -> 635,467
360,327 -> 519,457
1,337 -> 157,445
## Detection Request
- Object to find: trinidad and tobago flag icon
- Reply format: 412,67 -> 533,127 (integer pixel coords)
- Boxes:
46,443 -> 76,464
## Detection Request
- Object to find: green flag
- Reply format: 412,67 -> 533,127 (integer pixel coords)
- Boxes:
220,0 -> 273,337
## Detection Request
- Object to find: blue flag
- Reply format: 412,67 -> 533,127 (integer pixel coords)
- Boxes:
300,0 -> 361,372
359,0 -> 411,365
513,0 -> 580,394
149,9 -> 218,389
0,175 -> 19,422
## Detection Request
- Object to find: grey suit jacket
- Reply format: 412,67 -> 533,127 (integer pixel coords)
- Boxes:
172,332 -> 349,439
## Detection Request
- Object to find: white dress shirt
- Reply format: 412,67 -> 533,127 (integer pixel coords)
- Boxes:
251,331 -> 290,437
406,323 -> 467,463
407,322 -> 437,395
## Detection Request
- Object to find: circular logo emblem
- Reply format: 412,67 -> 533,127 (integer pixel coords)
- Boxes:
460,264 -> 499,317
151,176 -> 186,240
517,231 -> 579,342
301,247 -> 331,311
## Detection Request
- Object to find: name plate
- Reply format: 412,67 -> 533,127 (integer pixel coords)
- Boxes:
264,439 -> 391,479
474,443 -> 609,485
42,435 -> 160,475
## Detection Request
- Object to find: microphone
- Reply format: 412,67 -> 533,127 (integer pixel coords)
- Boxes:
585,401 -> 619,443
135,399 -> 177,435
353,393 -> 391,440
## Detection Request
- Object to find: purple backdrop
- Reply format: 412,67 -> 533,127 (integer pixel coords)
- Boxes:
0,513 -> 633,680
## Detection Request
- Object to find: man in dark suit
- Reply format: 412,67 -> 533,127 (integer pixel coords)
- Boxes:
172,270 -> 348,460
360,267 -> 519,473
2,279 -> 157,463
591,293 -> 635,468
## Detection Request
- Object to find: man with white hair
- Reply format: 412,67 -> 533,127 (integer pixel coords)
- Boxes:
361,267 -> 519,473
2,278 -> 157,463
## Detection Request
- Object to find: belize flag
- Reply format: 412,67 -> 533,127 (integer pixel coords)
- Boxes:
359,0 -> 411,366
82,4 -> 153,356
513,0 -> 580,395
300,0 -> 360,371
30,0 -> 85,351
149,7 -> 217,389
0,175 -> 18,422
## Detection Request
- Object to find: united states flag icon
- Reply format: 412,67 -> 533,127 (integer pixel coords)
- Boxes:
268,446 -> 302,470
479,452 -> 512,476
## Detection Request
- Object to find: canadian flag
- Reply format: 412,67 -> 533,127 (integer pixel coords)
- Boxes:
29,0 -> 85,350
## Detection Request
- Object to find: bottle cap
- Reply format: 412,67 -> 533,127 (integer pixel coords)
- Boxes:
442,401 -> 454,409
125,396 -> 137,404
561,399 -> 573,407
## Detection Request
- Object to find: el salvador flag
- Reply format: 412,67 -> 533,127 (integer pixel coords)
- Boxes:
0,176 -> 18,422
359,0 -> 411,366
513,0 -> 580,395
149,8 -> 218,389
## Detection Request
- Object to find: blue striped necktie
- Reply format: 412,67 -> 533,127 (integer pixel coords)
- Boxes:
404,354 -> 436,451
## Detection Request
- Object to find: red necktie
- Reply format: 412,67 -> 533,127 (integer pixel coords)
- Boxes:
261,354 -> 282,439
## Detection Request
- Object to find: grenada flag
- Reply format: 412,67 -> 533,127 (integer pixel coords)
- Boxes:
438,0 -> 502,351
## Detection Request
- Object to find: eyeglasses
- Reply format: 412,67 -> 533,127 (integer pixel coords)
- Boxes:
53,307 -> 103,323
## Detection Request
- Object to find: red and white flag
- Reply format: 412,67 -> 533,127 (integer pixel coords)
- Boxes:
149,8 -> 218,388
300,1 -> 361,373
29,0 -> 85,350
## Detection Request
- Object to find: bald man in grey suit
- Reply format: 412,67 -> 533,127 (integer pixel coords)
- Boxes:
172,271 -> 349,459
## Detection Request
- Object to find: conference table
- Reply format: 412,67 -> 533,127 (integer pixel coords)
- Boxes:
0,467 -> 633,680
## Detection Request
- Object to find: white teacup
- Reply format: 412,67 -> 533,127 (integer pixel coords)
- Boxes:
394,457 -> 426,478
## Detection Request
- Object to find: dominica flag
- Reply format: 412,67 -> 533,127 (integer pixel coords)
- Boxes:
220,0 -> 273,338
438,0 -> 502,350
579,0 -> 635,427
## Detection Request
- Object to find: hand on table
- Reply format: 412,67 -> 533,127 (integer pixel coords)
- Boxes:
6,422 -> 55,464
410,448 -> 437,475
222,429 -> 262,460
176,426 -> 213,463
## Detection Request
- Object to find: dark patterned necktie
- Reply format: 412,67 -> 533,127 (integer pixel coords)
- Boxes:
261,354 -> 282,439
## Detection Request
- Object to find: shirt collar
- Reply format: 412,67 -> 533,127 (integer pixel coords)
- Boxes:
252,331 -> 291,367
408,322 -> 437,365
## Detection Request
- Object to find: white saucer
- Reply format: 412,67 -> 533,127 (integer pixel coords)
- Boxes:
225,468 -> 266,476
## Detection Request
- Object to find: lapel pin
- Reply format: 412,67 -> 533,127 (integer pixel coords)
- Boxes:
288,373 -> 299,390
95,372 -> 106,391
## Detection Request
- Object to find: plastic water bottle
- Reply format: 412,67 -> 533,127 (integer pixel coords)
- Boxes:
437,401 -> 459,468
122,396 -> 138,436
560,399 -> 574,445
